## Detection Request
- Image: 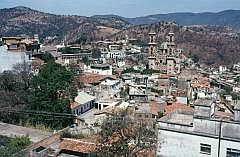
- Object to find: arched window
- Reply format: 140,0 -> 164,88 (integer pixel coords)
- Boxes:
151,47 -> 154,55
150,36 -> 153,43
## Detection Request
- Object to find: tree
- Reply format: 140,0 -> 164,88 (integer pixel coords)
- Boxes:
92,48 -> 101,59
121,67 -> 141,74
0,61 -> 31,108
157,111 -> 164,118
0,135 -> 31,157
13,61 -> 32,89
141,68 -> 160,75
192,54 -> 199,63
234,76 -> 240,83
34,52 -> 55,63
41,52 -> 55,63
28,62 -> 77,113
120,85 -> 129,99
82,56 -> 90,65
97,110 -> 156,157
129,39 -> 146,47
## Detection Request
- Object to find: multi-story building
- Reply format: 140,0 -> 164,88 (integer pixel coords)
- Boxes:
2,36 -> 40,53
190,77 -> 211,100
84,64 -> 112,75
100,44 -> 126,67
0,44 -> 31,72
156,99 -> 240,157
60,48 -> 92,66
148,32 -> 182,75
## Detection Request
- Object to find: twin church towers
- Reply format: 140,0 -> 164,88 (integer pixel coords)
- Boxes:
148,31 -> 182,75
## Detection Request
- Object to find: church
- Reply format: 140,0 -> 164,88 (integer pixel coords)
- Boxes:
148,32 -> 183,75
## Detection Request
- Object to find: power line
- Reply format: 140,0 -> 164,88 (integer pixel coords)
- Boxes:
0,108 -> 77,119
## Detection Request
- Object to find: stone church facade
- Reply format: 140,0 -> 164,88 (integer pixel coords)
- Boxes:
148,32 -> 183,75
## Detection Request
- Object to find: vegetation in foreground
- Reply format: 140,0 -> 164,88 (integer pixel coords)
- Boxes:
0,53 -> 78,130
0,135 -> 31,157
97,110 -> 156,157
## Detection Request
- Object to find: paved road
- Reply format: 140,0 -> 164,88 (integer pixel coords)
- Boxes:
0,122 -> 52,143
78,108 -> 98,125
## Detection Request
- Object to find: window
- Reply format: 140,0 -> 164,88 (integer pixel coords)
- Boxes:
150,47 -> 153,55
200,143 -> 211,155
227,148 -> 240,157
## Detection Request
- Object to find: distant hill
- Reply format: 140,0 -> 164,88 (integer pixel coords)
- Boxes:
93,10 -> 240,28
0,6 -> 130,44
1,7 -> 240,65
111,22 -> 240,66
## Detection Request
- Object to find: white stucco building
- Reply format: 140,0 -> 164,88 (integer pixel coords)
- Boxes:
219,66 -> 227,74
71,91 -> 96,115
233,86 -> 240,93
100,44 -> 126,67
99,79 -> 121,98
0,45 -> 31,72
157,99 -> 240,157
84,64 -> 112,75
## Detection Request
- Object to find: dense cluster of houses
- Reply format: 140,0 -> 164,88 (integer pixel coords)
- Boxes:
1,32 -> 240,157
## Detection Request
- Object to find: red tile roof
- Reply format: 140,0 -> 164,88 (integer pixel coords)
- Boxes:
70,101 -> 79,109
164,102 -> 193,115
191,77 -> 210,88
79,73 -> 117,85
149,101 -> 166,116
60,138 -> 97,154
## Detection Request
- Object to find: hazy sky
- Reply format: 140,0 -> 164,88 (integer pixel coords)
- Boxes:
1,0 -> 239,17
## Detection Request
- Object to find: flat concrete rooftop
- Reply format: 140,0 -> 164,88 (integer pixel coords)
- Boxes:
159,111 -> 194,126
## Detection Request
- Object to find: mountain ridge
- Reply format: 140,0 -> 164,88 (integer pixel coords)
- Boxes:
0,6 -> 130,44
93,9 -> 240,27
111,22 -> 240,66
1,6 -> 240,65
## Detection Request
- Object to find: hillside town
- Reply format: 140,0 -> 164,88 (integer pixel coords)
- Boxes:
0,24 -> 240,156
